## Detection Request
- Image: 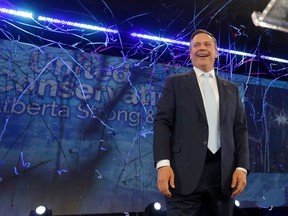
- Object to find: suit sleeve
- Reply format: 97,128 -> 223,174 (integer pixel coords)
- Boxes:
233,86 -> 250,172
153,76 -> 175,166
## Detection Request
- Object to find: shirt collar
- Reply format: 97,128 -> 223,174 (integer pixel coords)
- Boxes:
193,66 -> 216,79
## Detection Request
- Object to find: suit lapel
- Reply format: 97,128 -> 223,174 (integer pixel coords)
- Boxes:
183,71 -> 206,120
216,75 -> 228,124
183,71 -> 229,123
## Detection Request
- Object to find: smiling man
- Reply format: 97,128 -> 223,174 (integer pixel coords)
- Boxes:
153,29 -> 249,216
190,31 -> 218,72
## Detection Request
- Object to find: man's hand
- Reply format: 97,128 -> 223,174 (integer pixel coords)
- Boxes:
231,169 -> 247,198
157,166 -> 175,197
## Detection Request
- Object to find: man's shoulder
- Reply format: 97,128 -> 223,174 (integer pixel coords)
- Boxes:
168,71 -> 194,79
217,75 -> 237,87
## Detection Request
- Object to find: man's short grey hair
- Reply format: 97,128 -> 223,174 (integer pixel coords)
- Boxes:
190,29 -> 218,49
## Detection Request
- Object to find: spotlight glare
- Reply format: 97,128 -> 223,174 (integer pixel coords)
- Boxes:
235,200 -> 240,207
29,205 -> 52,216
145,202 -> 165,216
35,205 -> 46,215
154,202 -> 161,211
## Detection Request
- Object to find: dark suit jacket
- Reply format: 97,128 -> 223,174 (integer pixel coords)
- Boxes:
153,70 -> 249,196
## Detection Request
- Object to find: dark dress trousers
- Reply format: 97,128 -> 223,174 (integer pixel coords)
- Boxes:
153,70 -> 249,196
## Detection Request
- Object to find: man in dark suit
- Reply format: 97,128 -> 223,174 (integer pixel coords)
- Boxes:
153,29 -> 249,216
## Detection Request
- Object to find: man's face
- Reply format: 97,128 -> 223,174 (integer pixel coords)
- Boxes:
190,33 -> 218,72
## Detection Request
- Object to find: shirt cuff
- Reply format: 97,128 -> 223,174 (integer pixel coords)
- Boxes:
156,159 -> 170,169
236,167 -> 247,174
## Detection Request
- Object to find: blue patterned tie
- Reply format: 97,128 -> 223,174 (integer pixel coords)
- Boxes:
203,73 -> 220,153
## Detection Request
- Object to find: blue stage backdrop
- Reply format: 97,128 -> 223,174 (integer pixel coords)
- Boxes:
0,39 -> 288,215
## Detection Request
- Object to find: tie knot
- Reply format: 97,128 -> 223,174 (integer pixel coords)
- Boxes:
203,73 -> 210,79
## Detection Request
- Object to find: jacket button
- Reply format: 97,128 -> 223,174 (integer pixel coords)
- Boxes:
203,141 -> 208,146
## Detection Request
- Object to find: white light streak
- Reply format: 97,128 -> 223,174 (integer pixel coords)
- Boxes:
0,7 -> 33,18
38,16 -> 118,33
